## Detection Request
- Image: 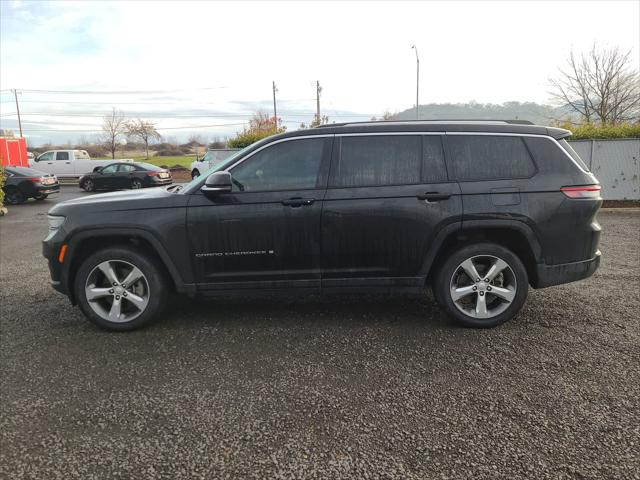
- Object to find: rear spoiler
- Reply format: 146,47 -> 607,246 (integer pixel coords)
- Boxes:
546,127 -> 572,140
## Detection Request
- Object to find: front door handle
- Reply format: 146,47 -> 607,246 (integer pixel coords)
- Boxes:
417,192 -> 451,202
281,197 -> 315,207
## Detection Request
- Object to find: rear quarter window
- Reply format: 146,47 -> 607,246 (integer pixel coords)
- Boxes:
558,139 -> 590,172
447,135 -> 536,181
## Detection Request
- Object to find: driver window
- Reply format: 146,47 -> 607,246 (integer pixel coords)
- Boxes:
101,164 -> 119,174
38,152 -> 54,162
230,138 -> 325,192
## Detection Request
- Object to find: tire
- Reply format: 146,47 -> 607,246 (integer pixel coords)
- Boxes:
191,169 -> 200,179
131,178 -> 143,189
35,193 -> 48,201
433,242 -> 528,328
4,187 -> 26,205
74,246 -> 168,331
82,178 -> 95,192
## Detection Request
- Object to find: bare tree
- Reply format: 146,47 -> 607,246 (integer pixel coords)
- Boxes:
550,44 -> 640,125
126,119 -> 161,159
101,108 -> 127,159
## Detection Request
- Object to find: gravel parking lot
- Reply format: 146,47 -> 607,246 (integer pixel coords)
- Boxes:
1,187 -> 638,479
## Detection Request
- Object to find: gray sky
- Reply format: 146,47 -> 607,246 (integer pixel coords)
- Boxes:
1,0 -> 639,144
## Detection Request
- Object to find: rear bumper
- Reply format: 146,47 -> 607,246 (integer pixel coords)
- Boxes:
534,250 -> 601,288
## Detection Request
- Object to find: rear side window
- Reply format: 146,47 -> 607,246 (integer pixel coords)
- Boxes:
333,135 -> 421,187
558,139 -> 590,172
447,135 -> 536,181
55,152 -> 69,161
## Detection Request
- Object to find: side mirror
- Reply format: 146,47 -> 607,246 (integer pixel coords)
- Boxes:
201,171 -> 232,195
93,166 -> 103,173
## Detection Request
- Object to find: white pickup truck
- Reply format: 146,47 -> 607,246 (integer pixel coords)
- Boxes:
29,150 -> 134,179
190,149 -> 240,179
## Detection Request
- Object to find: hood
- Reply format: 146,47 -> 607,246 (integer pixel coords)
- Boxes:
49,186 -> 179,216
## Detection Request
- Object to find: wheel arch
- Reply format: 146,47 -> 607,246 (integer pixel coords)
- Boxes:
63,228 -> 192,303
422,220 -> 543,287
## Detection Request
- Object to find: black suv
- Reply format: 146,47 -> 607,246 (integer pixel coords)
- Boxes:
43,121 -> 602,331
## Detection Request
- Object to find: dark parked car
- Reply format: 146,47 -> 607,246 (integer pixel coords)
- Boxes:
2,166 -> 59,204
79,162 -> 172,192
43,120 -> 602,331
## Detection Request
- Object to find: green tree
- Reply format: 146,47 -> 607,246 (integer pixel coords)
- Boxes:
228,112 -> 286,148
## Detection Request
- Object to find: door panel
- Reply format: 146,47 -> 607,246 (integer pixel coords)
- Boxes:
321,183 -> 461,283
187,136 -> 332,289
321,134 -> 462,285
187,189 -> 325,288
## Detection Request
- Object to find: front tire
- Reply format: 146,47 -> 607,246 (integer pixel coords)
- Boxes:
433,243 -> 528,328
74,246 -> 168,331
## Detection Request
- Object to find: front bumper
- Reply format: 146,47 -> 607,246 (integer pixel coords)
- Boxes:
534,250 -> 601,288
43,238 -> 66,294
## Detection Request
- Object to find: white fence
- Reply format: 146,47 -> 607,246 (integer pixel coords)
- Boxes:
569,139 -> 639,200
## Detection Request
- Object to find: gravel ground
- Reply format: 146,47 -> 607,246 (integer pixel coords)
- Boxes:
1,188 -> 639,479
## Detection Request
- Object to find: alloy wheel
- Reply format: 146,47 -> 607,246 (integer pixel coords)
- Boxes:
132,179 -> 142,189
449,255 -> 517,319
84,260 -> 150,323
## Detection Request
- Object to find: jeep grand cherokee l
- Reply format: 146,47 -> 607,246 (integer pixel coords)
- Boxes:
43,120 -> 602,331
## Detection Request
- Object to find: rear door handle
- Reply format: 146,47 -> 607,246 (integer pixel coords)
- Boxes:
417,192 -> 451,202
281,197 -> 315,207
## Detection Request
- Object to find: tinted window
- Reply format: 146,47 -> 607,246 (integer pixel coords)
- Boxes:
558,139 -> 590,172
447,136 -> 535,181
118,164 -> 137,172
422,136 -> 448,183
334,135 -> 422,187
230,138 -> 324,192
56,152 -> 69,161
101,164 -> 119,173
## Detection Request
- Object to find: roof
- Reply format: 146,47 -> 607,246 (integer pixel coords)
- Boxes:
275,120 -> 571,140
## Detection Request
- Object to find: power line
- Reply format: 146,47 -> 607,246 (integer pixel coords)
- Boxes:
0,112 -> 373,118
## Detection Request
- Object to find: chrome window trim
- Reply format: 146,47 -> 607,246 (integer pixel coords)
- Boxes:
221,131 -> 589,175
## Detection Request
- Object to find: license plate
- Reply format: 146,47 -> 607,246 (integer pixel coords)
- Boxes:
42,178 -> 56,185
159,173 -> 169,179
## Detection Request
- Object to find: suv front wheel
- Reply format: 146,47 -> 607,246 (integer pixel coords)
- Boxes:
74,246 -> 168,331
434,243 -> 528,328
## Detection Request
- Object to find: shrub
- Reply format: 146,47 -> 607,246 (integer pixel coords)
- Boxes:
556,122 -> 640,140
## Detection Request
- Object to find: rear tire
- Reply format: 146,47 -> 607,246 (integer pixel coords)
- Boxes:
4,187 -> 26,205
131,178 -> 143,189
433,242 -> 528,328
35,193 -> 48,201
74,246 -> 168,331
82,178 -> 95,192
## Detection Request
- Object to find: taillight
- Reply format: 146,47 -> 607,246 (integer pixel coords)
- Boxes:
561,185 -> 602,199
146,172 -> 158,177
28,177 -> 43,183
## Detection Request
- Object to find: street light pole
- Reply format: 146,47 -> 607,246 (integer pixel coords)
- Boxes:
411,45 -> 419,120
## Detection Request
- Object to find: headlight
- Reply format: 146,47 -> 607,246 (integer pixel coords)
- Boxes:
47,215 -> 65,232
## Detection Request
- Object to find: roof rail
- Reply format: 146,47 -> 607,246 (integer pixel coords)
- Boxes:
321,119 -> 535,128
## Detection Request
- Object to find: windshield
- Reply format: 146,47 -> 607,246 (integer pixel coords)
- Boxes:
182,144 -> 254,192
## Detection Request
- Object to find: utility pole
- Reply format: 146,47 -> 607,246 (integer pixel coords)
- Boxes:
315,80 -> 321,125
13,89 -> 23,137
412,45 -> 419,120
272,81 -> 278,127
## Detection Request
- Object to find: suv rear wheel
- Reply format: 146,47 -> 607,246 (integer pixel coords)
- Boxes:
434,243 -> 528,328
74,246 -> 167,331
